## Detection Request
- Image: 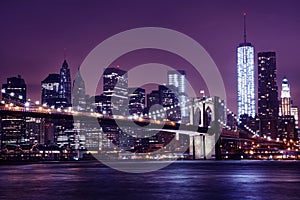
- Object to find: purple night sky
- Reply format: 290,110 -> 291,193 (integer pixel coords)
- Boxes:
1,0 -> 300,114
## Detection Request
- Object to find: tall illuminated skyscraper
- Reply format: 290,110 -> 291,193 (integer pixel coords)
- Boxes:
42,59 -> 71,108
59,60 -> 72,106
279,76 -> 298,129
168,70 -> 188,119
103,67 -> 128,115
278,76 -> 298,140
280,77 -> 291,116
237,13 -> 255,119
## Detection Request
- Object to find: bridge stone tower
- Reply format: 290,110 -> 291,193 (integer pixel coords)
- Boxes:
188,96 -> 225,159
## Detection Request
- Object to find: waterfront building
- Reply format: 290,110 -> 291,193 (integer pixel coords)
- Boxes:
278,116 -> 296,140
0,115 -> 26,149
25,117 -> 42,145
1,75 -> 27,148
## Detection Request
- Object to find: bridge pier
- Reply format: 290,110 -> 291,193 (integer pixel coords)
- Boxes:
175,132 -> 179,140
189,135 -> 205,159
189,133 -> 216,160
204,134 -> 216,159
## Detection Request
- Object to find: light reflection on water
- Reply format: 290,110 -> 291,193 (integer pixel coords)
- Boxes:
0,160 -> 300,200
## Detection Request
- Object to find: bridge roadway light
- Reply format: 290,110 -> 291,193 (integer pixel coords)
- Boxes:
25,102 -> 30,107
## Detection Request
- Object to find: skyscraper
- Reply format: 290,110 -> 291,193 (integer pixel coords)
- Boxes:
103,67 -> 128,115
147,90 -> 160,109
158,85 -> 180,121
59,60 -> 72,106
128,87 -> 145,116
291,106 -> 299,129
41,74 -> 61,107
237,13 -> 255,119
1,116 -> 26,148
168,70 -> 188,120
72,68 -> 87,111
280,77 -> 291,116
1,75 -> 27,106
278,76 -> 298,139
258,52 -> 279,138
1,75 -> 27,148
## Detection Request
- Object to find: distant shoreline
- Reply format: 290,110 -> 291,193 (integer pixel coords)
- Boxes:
1,158 -> 300,166
0,160 -> 100,166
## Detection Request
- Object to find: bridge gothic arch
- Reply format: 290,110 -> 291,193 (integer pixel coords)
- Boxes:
188,96 -> 225,160
189,97 -> 217,127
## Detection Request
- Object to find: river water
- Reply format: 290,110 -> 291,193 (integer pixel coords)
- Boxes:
0,160 -> 299,200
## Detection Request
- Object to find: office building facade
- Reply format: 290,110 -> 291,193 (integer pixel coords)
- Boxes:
128,87 -> 145,116
103,67 -> 128,115
41,74 -> 61,107
168,70 -> 188,121
2,75 -> 27,106
258,52 -> 279,138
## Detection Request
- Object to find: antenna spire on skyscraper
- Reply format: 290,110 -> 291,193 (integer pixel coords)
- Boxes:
64,48 -> 67,60
237,11 -> 255,119
243,12 -> 247,43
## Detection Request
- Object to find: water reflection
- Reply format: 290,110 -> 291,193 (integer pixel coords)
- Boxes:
0,161 -> 299,200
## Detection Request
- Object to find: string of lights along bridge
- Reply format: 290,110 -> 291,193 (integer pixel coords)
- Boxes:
0,87 -> 258,137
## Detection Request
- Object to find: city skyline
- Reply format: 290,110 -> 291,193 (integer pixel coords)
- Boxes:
1,0 -> 300,114
1,2 -> 300,199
